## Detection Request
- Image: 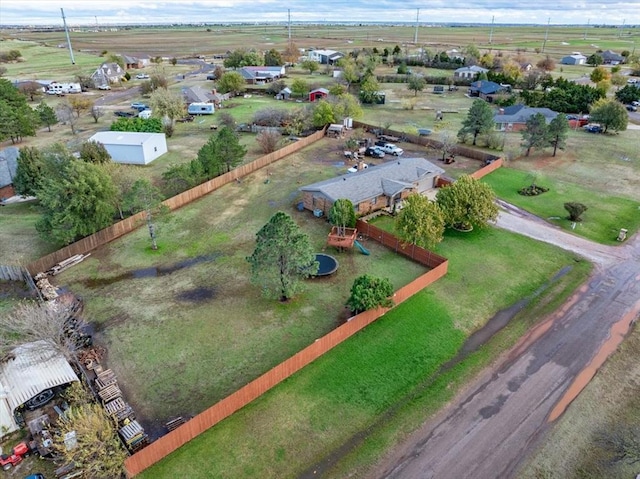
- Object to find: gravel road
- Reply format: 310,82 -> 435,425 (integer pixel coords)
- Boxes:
376,202 -> 640,479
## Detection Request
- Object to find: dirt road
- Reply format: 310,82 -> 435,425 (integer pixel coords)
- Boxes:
376,203 -> 640,479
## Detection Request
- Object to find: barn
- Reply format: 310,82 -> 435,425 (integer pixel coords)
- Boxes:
88,131 -> 168,165
309,88 -> 329,102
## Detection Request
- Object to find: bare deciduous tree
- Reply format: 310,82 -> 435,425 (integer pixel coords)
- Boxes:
90,105 -> 104,123
0,299 -> 89,361
256,130 -> 282,154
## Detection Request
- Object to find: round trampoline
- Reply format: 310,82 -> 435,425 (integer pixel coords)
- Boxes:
314,253 -> 339,276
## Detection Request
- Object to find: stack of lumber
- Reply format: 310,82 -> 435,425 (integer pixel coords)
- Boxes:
47,254 -> 90,276
95,369 -> 118,390
97,383 -> 121,403
104,397 -> 135,423
119,420 -> 148,451
165,416 -> 187,432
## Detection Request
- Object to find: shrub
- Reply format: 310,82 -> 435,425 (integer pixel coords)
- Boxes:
564,202 -> 588,222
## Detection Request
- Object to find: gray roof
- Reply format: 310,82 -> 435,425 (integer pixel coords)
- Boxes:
469,80 -> 504,95
494,104 -> 558,124
89,131 -> 165,146
455,65 -> 488,73
602,50 -> 624,61
300,157 -> 444,204
182,85 -> 212,103
0,147 -> 19,188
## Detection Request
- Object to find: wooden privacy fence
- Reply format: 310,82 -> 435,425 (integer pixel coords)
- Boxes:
125,247 -> 447,477
26,128 -> 326,276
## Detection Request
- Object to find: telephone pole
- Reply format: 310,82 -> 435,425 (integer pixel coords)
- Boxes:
542,17 -> 550,53
414,8 -> 420,44
583,18 -> 589,40
61,8 -> 75,65
288,9 -> 291,45
489,16 -> 495,44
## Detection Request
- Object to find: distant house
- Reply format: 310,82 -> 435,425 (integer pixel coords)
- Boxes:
1,341 -> 79,439
299,157 -> 445,216
275,87 -> 292,100
182,85 -> 229,106
309,87 -> 329,102
88,132 -> 168,165
520,62 -> 533,72
560,53 -> 587,65
0,147 -> 19,199
307,49 -> 344,65
601,50 -> 624,65
454,65 -> 488,80
90,62 -> 126,86
120,54 -> 143,69
446,49 -> 465,61
468,80 -> 507,101
493,104 -> 558,132
239,66 -> 285,84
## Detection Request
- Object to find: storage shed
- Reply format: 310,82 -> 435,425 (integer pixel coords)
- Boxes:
0,341 -> 79,439
88,132 -> 168,165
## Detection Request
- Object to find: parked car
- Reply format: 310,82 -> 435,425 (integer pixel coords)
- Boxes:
97,84 -> 111,90
583,124 -> 603,133
138,109 -> 152,119
627,78 -> 639,84
25,474 -> 45,479
114,111 -> 135,118
130,103 -> 149,111
348,163 -> 369,173
365,146 -> 385,158
377,143 -> 404,156
626,104 -> 638,112
206,74 -> 216,80
632,100 -> 640,107
135,73 -> 150,79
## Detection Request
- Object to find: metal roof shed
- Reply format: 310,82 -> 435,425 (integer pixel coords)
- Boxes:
88,131 -> 168,165
0,341 -> 79,438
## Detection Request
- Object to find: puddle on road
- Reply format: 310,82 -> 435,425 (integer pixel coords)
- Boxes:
82,253 -> 222,288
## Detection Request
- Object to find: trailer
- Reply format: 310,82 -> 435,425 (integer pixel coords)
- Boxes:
187,102 -> 215,115
47,82 -> 82,95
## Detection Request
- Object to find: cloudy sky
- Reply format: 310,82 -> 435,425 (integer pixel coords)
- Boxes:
1,0 -> 639,26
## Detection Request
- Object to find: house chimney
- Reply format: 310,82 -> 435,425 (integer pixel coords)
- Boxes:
499,108 -> 505,115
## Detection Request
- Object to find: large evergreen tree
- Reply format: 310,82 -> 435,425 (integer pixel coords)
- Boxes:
79,141 -> 111,164
547,114 -> 570,157
436,175 -> 498,231
36,153 -> 117,245
457,99 -> 495,145
395,193 -> 445,249
589,98 -> 628,133
346,275 -> 394,314
36,100 -> 57,132
13,146 -> 45,197
521,113 -> 549,156
246,212 -> 318,301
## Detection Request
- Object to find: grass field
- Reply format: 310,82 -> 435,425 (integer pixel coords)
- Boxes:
139,226 -> 591,479
519,323 -> 640,479
482,167 -> 640,244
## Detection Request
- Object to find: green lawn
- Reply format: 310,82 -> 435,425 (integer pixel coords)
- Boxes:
483,167 -> 640,244
140,226 -> 591,479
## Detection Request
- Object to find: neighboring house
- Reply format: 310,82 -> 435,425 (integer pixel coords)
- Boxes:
468,80 -> 507,100
309,87 -> 329,102
601,50 -> 624,65
0,341 -> 79,439
446,49 -> 465,61
493,104 -> 559,132
121,54 -> 143,69
299,157 -> 445,216
239,66 -> 285,84
520,62 -> 533,72
182,86 -> 229,106
275,87 -> 291,100
0,147 -> 19,199
307,49 -> 344,65
454,65 -> 488,79
560,53 -> 587,65
90,62 -> 126,86
88,132 -> 168,165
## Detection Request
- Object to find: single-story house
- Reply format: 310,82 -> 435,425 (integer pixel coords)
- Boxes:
493,104 -> 558,132
468,80 -> 507,100
454,65 -> 488,79
601,50 -> 624,65
88,132 -> 167,165
446,49 -> 465,61
275,87 -> 292,100
90,62 -> 126,86
0,147 -> 19,199
560,53 -> 587,65
309,87 -> 329,102
120,54 -> 143,69
520,62 -> 533,72
307,49 -> 344,65
239,66 -> 285,84
0,341 -> 79,439
299,157 -> 445,216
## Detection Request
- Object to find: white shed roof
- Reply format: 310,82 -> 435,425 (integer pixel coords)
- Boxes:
89,131 -> 165,146
0,341 -> 79,412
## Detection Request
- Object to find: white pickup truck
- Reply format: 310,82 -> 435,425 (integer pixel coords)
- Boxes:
375,142 -> 404,156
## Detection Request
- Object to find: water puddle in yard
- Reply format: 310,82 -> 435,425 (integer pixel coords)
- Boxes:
82,253 -> 222,288
176,286 -> 217,302
297,265 -> 573,479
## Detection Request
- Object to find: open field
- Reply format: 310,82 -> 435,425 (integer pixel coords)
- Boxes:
519,322 -> 640,479
482,167 -> 640,244
0,201 -> 59,264
138,225 -> 591,479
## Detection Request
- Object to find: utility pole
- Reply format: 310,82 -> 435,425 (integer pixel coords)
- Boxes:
583,18 -> 589,40
489,16 -> 495,44
619,19 -> 625,38
61,8 -> 75,65
414,8 -> 420,44
542,17 -> 550,53
288,9 -> 291,46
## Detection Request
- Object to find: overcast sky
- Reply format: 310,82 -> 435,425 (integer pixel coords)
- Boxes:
1,0 -> 639,26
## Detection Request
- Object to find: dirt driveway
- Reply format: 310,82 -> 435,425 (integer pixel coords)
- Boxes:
374,203 -> 640,479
